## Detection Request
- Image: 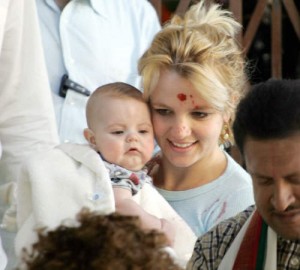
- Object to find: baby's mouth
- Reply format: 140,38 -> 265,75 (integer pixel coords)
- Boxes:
128,147 -> 139,152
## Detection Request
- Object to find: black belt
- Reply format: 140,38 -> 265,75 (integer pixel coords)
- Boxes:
59,74 -> 91,97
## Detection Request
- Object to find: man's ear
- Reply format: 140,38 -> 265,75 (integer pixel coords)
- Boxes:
83,128 -> 96,145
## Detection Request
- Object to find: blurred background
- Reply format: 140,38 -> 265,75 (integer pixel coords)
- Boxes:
150,0 -> 300,84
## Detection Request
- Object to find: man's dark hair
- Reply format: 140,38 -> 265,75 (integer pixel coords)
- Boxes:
233,79 -> 300,155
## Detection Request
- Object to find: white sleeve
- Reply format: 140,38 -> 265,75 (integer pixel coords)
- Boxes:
0,236 -> 7,270
0,0 -> 59,188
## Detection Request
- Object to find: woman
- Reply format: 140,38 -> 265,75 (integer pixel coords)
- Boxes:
138,1 -> 254,236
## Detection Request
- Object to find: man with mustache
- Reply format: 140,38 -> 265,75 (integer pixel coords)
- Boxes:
187,79 -> 300,270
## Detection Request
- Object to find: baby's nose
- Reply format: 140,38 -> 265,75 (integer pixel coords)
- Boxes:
126,132 -> 138,142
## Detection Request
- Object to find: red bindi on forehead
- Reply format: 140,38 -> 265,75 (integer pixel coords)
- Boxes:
177,93 -> 186,101
177,92 -> 201,109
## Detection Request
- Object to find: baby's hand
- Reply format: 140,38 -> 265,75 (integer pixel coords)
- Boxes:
160,218 -> 176,247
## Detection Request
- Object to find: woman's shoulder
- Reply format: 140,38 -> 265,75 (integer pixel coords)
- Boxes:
224,151 -> 251,181
203,205 -> 255,247
213,205 -> 255,235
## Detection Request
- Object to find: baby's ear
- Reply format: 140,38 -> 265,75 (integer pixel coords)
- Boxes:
83,128 -> 96,145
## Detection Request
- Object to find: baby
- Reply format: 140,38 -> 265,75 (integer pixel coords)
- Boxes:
84,82 -> 175,245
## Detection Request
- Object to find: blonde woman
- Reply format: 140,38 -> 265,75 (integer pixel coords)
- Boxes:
138,1 -> 254,236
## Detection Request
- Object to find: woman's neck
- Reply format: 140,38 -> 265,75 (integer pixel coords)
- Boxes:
154,149 -> 227,191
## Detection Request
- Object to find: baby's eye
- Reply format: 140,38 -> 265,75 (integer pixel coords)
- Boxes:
139,129 -> 149,134
153,108 -> 172,116
111,131 -> 124,135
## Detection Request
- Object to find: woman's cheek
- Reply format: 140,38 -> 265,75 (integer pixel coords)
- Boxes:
152,116 -> 164,136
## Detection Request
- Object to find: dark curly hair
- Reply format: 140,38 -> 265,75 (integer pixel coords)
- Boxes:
19,209 -> 182,270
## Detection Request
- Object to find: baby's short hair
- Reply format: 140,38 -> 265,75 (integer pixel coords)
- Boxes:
86,82 -> 146,129
90,82 -> 144,103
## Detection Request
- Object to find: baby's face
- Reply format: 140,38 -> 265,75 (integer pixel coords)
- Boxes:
92,97 -> 155,171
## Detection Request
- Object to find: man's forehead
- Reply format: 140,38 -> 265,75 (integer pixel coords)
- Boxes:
244,136 -> 300,174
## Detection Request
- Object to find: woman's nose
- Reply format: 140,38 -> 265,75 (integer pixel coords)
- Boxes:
171,119 -> 191,138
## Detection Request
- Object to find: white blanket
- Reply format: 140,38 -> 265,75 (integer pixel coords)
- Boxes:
16,143 -> 196,265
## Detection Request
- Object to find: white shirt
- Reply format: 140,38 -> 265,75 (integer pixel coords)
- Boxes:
0,236 -> 6,270
156,152 -> 254,236
0,0 -> 58,268
36,0 -> 161,143
0,0 -> 58,185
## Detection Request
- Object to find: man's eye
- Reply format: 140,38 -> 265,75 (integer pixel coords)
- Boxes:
287,177 -> 300,185
191,112 -> 209,119
255,177 -> 273,185
154,109 -> 171,116
111,131 -> 124,135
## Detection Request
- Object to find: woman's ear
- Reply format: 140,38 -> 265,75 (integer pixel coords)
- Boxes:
83,128 -> 96,145
223,111 -> 230,123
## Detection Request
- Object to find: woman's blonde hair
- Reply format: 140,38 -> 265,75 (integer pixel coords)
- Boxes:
138,1 -> 248,128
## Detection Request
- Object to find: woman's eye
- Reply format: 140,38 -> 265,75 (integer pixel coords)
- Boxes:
191,112 -> 208,119
153,108 -> 172,116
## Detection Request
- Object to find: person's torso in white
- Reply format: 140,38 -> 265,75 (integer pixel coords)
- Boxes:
36,0 -> 161,143
156,152 -> 254,236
